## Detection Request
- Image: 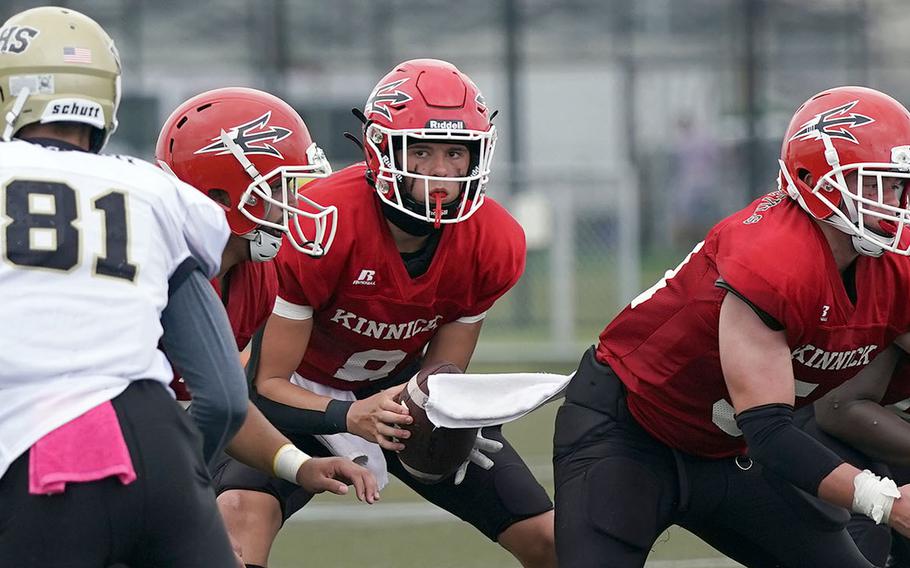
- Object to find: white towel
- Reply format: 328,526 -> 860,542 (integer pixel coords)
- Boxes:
424,372 -> 573,429
290,373 -> 390,490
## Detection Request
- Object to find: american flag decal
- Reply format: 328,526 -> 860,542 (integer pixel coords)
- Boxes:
62,47 -> 92,64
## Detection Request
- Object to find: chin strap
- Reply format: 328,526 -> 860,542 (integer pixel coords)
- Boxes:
244,229 -> 282,262
819,205 -> 889,257
3,88 -> 31,142
851,234 -> 886,258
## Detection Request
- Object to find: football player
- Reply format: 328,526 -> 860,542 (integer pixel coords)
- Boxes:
212,59 -> 556,568
0,7 -> 245,567
156,88 -> 380,508
552,86 -> 910,567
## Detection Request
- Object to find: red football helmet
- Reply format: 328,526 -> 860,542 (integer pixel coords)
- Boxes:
156,87 -> 336,259
779,86 -> 910,256
362,59 -> 496,226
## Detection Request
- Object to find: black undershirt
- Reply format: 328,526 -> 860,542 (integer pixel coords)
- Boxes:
399,229 -> 442,278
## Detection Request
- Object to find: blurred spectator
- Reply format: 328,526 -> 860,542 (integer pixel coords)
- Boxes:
671,114 -> 722,245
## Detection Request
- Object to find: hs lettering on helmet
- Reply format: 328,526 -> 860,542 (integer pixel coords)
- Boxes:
0,25 -> 39,55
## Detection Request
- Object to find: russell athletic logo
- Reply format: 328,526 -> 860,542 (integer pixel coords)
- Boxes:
195,111 -> 292,158
788,101 -> 874,144
365,79 -> 412,121
353,269 -> 376,286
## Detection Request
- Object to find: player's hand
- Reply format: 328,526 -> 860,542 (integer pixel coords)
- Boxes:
453,429 -> 503,485
296,456 -> 381,504
347,383 -> 412,451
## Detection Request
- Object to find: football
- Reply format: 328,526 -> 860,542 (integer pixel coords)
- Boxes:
394,362 -> 476,484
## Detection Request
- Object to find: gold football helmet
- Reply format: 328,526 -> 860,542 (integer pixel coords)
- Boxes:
0,6 -> 121,151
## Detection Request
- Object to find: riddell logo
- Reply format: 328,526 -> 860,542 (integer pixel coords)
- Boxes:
353,269 -> 376,286
426,119 -> 465,130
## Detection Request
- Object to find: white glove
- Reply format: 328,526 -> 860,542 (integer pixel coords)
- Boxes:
454,429 -> 503,485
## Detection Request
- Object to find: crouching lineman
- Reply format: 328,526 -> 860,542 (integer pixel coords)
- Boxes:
156,88 -> 381,522
553,86 -> 910,567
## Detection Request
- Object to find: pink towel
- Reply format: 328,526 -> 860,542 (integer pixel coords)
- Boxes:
29,400 -> 137,495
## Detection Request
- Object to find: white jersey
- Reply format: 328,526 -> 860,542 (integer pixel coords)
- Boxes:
0,139 -> 229,478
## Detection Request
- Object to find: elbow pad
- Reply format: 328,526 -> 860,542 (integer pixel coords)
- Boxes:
736,403 -> 844,495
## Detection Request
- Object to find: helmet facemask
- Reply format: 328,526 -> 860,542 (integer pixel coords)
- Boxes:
779,140 -> 910,257
365,123 -> 496,228
220,130 -> 337,258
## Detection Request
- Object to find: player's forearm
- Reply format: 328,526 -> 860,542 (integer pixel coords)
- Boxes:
737,404 -> 904,524
254,377 -> 352,436
257,375 -> 333,411
162,267 -> 247,465
224,401 -> 295,474
817,399 -> 910,466
817,462 -> 864,510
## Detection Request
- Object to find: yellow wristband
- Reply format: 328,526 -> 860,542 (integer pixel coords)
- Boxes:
272,443 -> 311,484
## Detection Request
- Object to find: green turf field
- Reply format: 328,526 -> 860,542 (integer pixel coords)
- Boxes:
269,394 -> 741,568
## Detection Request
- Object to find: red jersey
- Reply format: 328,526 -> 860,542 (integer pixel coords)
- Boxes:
170,260 -> 278,400
596,191 -> 910,458
275,163 -> 525,392
211,260 -> 279,351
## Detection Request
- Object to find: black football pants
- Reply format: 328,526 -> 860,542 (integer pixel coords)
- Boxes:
552,347 -> 875,568
0,380 -> 237,568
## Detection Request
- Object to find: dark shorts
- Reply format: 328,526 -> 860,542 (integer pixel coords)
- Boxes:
0,380 -> 236,568
213,423 -> 552,541
552,347 -> 874,568
215,358 -> 553,542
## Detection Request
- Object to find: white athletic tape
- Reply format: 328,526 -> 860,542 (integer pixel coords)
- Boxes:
853,469 -> 901,524
273,443 -> 311,484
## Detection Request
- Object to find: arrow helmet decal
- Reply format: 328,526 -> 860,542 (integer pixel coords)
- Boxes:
365,78 -> 413,121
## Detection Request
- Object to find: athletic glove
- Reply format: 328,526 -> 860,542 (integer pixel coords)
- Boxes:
454,429 -> 503,485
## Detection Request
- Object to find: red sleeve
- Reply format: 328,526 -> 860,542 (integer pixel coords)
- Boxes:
466,204 -> 527,316
714,231 -> 812,338
274,240 -> 332,309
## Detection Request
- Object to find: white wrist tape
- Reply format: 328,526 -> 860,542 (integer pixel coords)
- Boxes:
853,469 -> 901,524
272,443 -> 311,484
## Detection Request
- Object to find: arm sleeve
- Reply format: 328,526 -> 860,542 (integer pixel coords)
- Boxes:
736,403 -> 844,495
161,262 -> 248,465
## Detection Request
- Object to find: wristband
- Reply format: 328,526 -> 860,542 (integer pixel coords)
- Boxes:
272,443 -> 310,484
853,469 -> 901,524
325,399 -> 354,433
